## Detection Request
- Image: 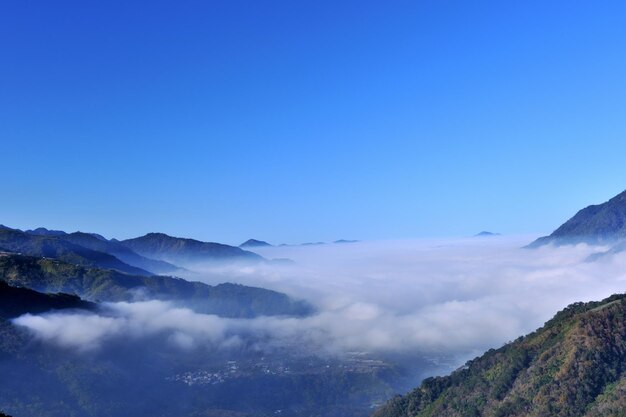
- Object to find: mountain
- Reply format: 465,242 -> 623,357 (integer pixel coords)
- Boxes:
121,233 -> 263,265
24,227 -> 68,237
474,231 -> 500,237
0,280 -> 93,318
239,239 -> 272,248
529,190 -> 626,247
0,253 -> 311,318
373,293 -> 626,417
86,232 -> 108,241
0,227 -> 152,276
57,231 -> 182,275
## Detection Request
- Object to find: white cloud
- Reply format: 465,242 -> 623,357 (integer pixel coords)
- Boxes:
13,236 -> 626,362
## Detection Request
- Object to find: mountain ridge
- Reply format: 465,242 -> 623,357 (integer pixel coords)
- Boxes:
0,225 -> 270,275
58,231 -> 182,275
528,190 -> 626,247
121,232 -> 264,265
0,227 -> 153,276
0,253 -> 311,318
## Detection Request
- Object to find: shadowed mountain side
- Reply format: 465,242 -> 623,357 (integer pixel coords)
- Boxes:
373,293 -> 626,417
121,233 -> 264,265
0,228 -> 153,276
528,190 -> 626,248
0,280 -> 94,319
58,232 -> 183,275
0,254 -> 311,318
24,227 -> 68,237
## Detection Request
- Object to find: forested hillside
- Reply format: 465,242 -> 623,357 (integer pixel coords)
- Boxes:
374,294 -> 626,417
0,254 -> 311,318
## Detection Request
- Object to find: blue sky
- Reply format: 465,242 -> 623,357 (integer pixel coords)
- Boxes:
2,0 -> 626,244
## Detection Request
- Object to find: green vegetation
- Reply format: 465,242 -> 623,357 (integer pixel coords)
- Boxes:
0,254 -> 311,318
373,294 -> 626,417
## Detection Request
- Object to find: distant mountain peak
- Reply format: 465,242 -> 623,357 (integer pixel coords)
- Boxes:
239,239 -> 272,248
474,231 -> 500,237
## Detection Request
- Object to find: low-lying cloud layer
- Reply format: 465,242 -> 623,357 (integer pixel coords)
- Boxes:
13,236 -> 626,364
14,301 -> 235,352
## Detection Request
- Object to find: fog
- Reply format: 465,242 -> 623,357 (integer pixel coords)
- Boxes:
13,236 -> 626,365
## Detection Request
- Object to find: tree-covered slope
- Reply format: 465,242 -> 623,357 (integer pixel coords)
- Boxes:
529,190 -> 626,247
121,233 -> 263,265
0,228 -> 152,276
0,280 -> 93,319
373,294 -> 626,417
0,254 -> 311,318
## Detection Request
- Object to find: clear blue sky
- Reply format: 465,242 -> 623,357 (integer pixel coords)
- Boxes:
2,0 -> 626,244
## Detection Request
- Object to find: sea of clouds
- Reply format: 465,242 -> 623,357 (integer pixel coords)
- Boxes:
13,236 -> 626,364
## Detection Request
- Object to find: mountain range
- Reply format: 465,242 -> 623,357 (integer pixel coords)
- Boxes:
0,227 -> 380,417
0,253 -> 310,318
0,224 -> 392,417
0,225 -> 264,276
0,226 -> 152,276
6,190 -> 626,417
0,224 -> 311,318
239,239 -> 359,247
